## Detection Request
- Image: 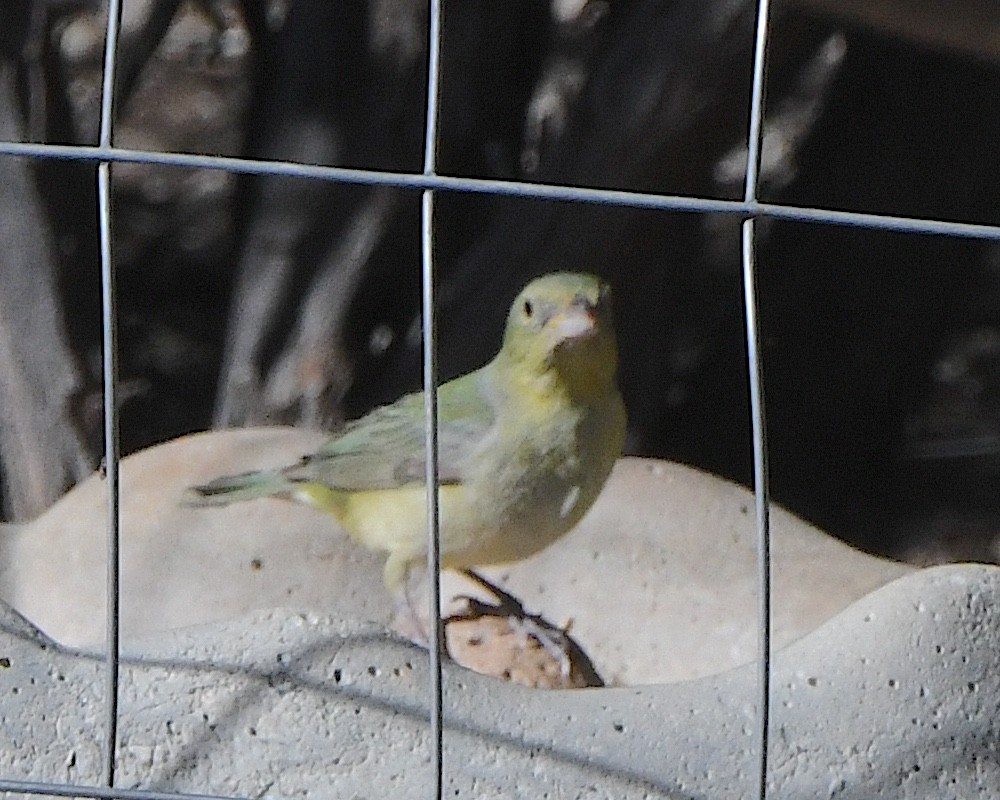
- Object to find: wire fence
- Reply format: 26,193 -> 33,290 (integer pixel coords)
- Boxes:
2,1 -> 1000,799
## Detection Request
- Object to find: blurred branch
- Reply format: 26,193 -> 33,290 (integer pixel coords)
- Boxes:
0,57 -> 93,520
213,0 -> 425,428
262,186 -> 401,428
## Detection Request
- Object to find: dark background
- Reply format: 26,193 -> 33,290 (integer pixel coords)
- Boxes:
3,0 -> 1000,565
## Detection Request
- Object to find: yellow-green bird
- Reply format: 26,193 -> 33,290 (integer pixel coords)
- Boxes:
191,272 -> 626,600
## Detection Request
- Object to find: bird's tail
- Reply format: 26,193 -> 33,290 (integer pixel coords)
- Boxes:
185,469 -> 293,507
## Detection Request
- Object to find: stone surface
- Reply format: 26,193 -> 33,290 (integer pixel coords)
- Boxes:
2,564 -> 1000,798
0,429 -> 391,651
0,427 -> 910,684
0,429 -> 994,796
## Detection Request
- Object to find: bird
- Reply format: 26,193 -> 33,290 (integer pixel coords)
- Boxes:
189,272 -> 626,611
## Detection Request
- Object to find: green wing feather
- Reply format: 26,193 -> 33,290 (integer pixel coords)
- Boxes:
282,368 -> 497,490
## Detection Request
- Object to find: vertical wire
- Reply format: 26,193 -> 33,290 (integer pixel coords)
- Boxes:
421,1 -> 444,798
97,0 -> 124,788
742,220 -> 770,800
743,1 -> 773,798
744,0 -> 773,206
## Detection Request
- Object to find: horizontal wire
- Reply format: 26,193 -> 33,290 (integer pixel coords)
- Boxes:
0,777 -> 242,800
1,141 -> 1000,240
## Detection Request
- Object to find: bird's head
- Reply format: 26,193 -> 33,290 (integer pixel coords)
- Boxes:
499,272 -> 619,397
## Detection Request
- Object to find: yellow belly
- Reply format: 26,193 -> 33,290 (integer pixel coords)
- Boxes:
303,478 -> 577,591
333,483 -> 513,590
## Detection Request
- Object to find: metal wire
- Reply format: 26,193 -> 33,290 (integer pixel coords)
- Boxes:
745,0 -> 773,206
3,140 -> 1000,240
96,0 -> 124,788
0,777 -> 243,800
742,220 -> 772,799
2,3 -> 1000,800
420,1 -> 445,796
743,1 -> 774,797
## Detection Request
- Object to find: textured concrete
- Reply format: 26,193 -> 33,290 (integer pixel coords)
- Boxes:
2,564 -> 1000,798
0,428 -> 910,683
0,429 -> 995,796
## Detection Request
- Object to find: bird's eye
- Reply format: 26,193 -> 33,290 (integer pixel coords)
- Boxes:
523,299 -> 534,318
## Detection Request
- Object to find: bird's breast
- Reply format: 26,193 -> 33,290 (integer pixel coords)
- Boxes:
450,392 -> 624,566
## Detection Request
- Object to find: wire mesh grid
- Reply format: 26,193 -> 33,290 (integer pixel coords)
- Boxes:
2,1 -> 1000,799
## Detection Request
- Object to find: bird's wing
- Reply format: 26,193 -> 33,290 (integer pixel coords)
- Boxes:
283,370 -> 497,490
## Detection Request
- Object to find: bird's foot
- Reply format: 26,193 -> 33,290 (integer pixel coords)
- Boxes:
444,569 -> 602,688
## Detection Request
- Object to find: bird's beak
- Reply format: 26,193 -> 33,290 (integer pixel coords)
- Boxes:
552,304 -> 598,341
